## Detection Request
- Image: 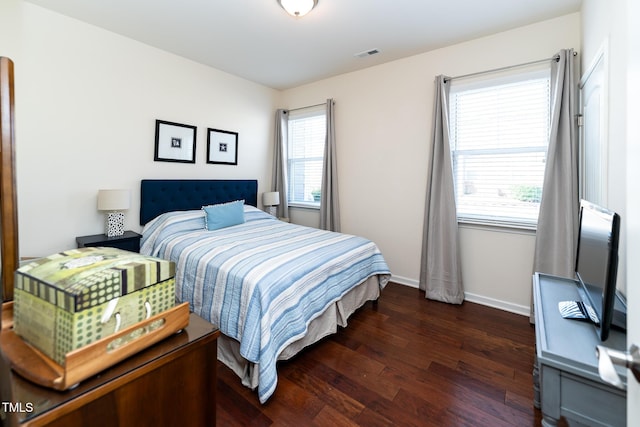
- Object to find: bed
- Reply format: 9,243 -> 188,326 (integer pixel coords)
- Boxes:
139,179 -> 391,403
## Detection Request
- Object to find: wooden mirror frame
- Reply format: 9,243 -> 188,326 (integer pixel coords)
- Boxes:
0,56 -> 20,303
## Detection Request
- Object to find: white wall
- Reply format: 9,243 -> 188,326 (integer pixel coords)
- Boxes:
1,1 -> 583,314
281,13 -> 581,314
582,0 -> 640,423
0,1 -> 279,257
581,0 -> 628,294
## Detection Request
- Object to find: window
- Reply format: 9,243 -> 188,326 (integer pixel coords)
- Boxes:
287,106 -> 326,207
449,66 -> 551,227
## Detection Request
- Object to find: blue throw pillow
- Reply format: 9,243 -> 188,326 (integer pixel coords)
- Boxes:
202,200 -> 245,231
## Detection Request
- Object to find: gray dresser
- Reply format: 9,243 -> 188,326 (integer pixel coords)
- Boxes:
533,273 -> 627,426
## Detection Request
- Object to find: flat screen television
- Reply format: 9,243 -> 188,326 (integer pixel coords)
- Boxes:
573,199 -> 626,341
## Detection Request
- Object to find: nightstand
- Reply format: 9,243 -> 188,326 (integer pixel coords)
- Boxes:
76,231 -> 142,252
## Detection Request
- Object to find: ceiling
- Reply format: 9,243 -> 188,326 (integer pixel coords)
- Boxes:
25,0 -> 582,90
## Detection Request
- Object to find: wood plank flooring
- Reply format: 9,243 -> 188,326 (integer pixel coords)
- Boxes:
216,282 -> 544,426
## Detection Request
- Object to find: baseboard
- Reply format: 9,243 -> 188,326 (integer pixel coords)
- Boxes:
389,275 -> 529,317
390,275 -> 419,288
463,292 -> 530,317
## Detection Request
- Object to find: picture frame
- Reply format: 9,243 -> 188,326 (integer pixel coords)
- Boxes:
154,119 -> 197,163
207,128 -> 238,165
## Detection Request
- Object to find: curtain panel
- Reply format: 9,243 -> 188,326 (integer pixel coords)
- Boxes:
272,109 -> 290,220
531,49 -> 580,319
419,76 -> 464,304
320,99 -> 341,232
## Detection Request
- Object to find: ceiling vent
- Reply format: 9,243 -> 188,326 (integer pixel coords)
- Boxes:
354,49 -> 380,58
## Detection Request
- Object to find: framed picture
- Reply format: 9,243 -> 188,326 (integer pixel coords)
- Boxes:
207,128 -> 238,165
154,120 -> 197,163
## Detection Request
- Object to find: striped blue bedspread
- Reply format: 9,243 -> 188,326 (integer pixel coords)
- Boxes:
141,205 -> 390,403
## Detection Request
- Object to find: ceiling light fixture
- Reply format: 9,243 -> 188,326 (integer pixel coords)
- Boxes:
278,0 -> 318,17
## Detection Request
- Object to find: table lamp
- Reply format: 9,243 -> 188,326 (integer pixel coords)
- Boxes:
97,189 -> 130,237
262,191 -> 280,216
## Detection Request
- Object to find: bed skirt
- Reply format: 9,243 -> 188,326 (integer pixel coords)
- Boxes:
217,274 -> 384,392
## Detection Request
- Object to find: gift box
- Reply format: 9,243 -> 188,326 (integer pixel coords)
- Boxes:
13,247 -> 175,365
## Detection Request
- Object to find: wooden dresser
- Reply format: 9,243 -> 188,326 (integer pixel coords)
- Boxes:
1,313 -> 220,427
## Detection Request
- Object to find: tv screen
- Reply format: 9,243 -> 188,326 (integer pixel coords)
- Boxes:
575,200 -> 622,341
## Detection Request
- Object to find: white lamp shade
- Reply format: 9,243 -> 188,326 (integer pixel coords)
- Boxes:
278,0 -> 318,17
97,189 -> 130,211
262,191 -> 280,206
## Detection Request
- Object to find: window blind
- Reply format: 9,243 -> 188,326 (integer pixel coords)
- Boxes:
449,68 -> 551,227
287,106 -> 326,206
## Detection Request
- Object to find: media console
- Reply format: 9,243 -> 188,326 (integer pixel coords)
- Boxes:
533,273 -> 627,426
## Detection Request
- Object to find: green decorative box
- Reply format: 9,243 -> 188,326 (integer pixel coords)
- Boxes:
13,247 -> 176,365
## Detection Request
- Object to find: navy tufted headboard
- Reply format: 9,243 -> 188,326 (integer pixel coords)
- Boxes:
140,179 -> 258,225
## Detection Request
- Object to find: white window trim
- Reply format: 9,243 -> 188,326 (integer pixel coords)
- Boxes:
289,201 -> 321,210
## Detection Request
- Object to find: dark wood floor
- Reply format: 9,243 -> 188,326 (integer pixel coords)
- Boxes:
216,282 -> 543,426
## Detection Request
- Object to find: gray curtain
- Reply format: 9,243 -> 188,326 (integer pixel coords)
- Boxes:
272,109 -> 290,220
419,76 -> 464,304
320,99 -> 340,231
531,49 -> 580,319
